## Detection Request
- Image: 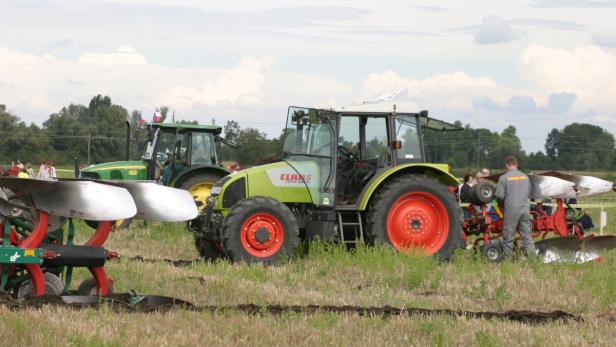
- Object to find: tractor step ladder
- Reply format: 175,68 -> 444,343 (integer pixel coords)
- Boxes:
336,211 -> 364,244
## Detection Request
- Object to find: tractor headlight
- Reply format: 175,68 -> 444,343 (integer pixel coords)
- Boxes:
211,186 -> 222,196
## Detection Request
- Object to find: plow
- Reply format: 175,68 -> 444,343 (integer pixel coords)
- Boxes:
462,172 -> 616,263
0,177 -> 197,298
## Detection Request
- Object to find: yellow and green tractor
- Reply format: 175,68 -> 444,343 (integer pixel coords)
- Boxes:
193,104 -> 464,263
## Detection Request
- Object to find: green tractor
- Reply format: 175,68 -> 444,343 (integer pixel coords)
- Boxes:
81,122 -> 231,248
194,104 -> 464,263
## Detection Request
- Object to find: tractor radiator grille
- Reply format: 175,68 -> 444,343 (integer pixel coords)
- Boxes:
223,177 -> 246,208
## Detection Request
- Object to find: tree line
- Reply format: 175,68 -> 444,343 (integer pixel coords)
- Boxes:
1,94 -> 615,171
423,121 -> 616,172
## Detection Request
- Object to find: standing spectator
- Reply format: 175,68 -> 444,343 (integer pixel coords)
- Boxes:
460,173 -> 473,203
7,161 -> 19,176
481,168 -> 490,177
38,161 -> 49,179
18,168 -> 29,178
49,161 -> 57,178
26,163 -> 35,178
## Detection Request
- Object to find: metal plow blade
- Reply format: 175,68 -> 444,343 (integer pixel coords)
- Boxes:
95,180 -> 199,222
0,194 -> 13,218
540,171 -> 614,198
535,236 -> 616,263
529,175 -> 576,199
0,177 -> 137,221
535,237 -> 582,263
577,235 -> 616,263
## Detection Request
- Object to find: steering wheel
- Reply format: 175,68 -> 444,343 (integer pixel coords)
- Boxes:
338,145 -> 354,159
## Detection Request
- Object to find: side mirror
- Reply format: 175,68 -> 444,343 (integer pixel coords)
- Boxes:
215,136 -> 239,149
392,140 -> 402,150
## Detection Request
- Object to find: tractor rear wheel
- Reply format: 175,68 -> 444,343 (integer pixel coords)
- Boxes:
194,236 -> 225,261
177,173 -> 222,211
222,197 -> 299,264
366,175 -> 462,260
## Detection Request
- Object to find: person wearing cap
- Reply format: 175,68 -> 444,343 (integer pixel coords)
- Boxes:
495,155 -> 535,260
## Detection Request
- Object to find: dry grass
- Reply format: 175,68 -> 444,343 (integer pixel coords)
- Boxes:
0,221 -> 614,346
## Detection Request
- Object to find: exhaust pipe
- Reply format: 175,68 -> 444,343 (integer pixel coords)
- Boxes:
125,120 -> 131,161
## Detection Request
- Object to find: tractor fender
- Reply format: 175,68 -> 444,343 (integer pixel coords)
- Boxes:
170,164 -> 230,187
357,163 -> 460,211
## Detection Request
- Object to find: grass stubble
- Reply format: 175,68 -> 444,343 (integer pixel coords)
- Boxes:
1,215 -> 616,346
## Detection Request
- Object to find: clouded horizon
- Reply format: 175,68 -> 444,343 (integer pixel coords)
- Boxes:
1,0 -> 615,152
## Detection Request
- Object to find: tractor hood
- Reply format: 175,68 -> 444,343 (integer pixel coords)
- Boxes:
213,161 -> 315,210
81,160 -> 148,180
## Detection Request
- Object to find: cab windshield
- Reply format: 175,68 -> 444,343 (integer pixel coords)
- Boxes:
282,107 -> 336,206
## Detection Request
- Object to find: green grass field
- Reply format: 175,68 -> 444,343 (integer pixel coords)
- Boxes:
2,168 -> 609,346
2,221 -> 616,346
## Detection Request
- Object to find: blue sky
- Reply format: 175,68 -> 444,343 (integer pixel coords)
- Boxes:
1,0 -> 615,152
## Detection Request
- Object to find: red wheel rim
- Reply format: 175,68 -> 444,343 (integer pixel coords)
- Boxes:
240,213 -> 285,258
386,192 -> 449,254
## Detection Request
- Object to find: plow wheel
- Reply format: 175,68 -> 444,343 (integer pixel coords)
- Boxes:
222,197 -> 299,264
17,272 -> 64,299
195,236 -> 225,261
366,175 -> 462,260
481,241 -> 505,263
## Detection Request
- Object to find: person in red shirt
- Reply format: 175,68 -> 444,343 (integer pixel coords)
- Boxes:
7,162 -> 19,176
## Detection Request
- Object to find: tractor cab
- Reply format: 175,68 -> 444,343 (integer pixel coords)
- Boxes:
281,104 -> 460,207
141,123 -> 221,185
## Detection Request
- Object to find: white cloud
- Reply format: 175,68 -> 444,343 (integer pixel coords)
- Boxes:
78,45 -> 148,66
159,56 -> 275,109
0,46 -> 353,136
592,31 -> 616,48
520,44 -> 616,109
360,69 -> 503,113
474,15 -> 522,44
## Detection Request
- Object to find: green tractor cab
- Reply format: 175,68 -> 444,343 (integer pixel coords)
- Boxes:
81,122 -> 232,234
195,103 -> 463,263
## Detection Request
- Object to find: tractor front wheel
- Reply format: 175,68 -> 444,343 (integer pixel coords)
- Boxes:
366,175 -> 462,260
177,173 -> 222,211
222,197 -> 299,264
195,236 -> 225,261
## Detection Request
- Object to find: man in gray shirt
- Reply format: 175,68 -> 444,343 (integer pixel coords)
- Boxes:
495,156 -> 536,259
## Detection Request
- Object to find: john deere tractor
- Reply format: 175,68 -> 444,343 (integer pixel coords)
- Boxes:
81,122 -> 231,256
194,103 -> 463,263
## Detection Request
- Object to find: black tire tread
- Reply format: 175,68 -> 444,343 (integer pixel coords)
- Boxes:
195,236 -> 224,261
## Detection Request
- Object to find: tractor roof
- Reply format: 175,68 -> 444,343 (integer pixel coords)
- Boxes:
153,122 -> 223,133
326,101 -> 462,131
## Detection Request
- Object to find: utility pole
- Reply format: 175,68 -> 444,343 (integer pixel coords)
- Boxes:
87,132 -> 91,165
476,135 -> 481,169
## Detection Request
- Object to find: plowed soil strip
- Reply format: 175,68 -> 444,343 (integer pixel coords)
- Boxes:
128,256 -> 197,267
0,294 -> 582,324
